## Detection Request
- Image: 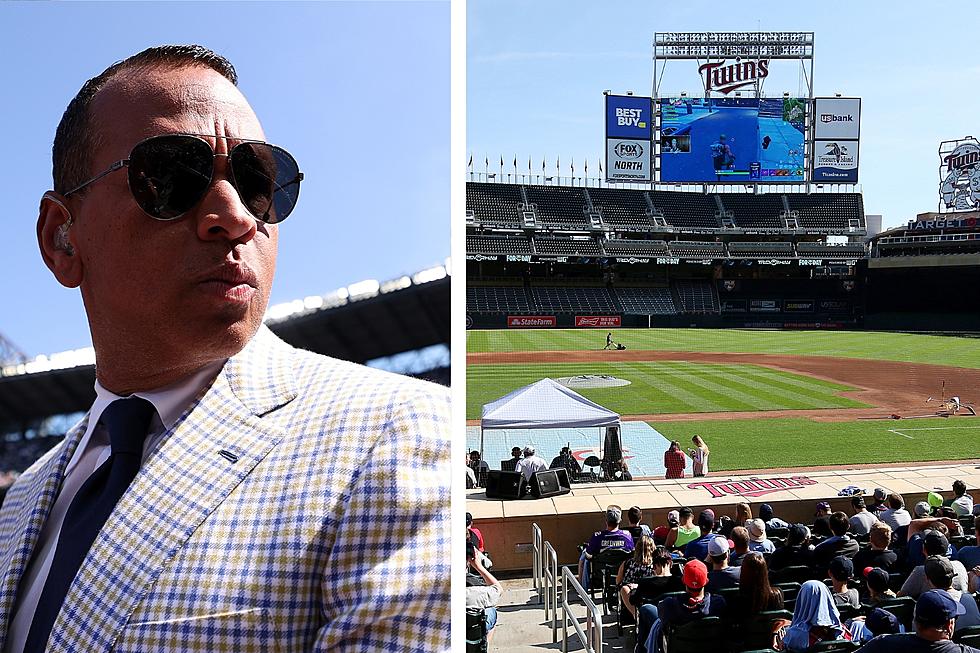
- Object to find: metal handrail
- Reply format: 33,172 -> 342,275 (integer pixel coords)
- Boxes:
561,565 -> 603,653
532,523 -> 543,604
545,541 -> 560,642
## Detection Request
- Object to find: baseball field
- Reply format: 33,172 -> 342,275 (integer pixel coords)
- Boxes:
467,329 -> 980,472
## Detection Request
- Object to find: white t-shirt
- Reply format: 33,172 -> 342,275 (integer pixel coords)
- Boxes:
849,511 -> 879,535
880,507 -> 912,531
515,455 -> 548,480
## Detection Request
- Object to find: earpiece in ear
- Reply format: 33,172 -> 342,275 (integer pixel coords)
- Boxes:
43,192 -> 75,256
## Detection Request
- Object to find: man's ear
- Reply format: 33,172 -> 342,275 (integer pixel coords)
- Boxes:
37,192 -> 83,288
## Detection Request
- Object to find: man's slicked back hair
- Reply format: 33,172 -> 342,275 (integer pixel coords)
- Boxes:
52,44 -> 238,195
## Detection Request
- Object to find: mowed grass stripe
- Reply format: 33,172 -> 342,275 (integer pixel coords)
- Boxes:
467,329 -> 980,370
466,361 -> 862,419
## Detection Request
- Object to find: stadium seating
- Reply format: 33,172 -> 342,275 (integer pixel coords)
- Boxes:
530,286 -> 618,312
533,236 -> 603,257
603,239 -> 671,257
466,286 -> 533,313
466,182 -> 525,228
651,191 -> 722,229
524,185 -> 589,228
587,187 -> 655,229
466,234 -> 533,255
718,193 -> 785,229
673,280 -> 720,313
615,287 -> 677,314
727,241 -> 795,258
788,193 -> 865,231
796,242 -> 867,258
668,240 -> 725,258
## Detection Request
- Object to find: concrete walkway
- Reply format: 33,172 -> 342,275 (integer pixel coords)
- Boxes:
488,576 -> 634,652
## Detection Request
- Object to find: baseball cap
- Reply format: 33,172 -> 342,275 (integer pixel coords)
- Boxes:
466,512 -> 473,527
923,530 -> 950,556
667,510 -> 680,525
682,559 -> 709,589
928,491 -> 944,508
924,555 -> 956,589
851,496 -> 866,509
606,506 -> 622,524
746,519 -> 766,542
788,523 -> 809,545
866,607 -> 901,635
707,536 -> 732,557
873,488 -> 887,501
915,589 -> 965,627
698,509 -> 716,529
828,556 -> 853,581
815,501 -> 831,514
653,525 -> 669,541
524,446 -> 535,456
759,504 -> 774,520
913,501 -> 931,517
863,567 -> 890,593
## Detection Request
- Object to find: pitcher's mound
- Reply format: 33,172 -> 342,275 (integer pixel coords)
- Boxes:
556,374 -> 631,389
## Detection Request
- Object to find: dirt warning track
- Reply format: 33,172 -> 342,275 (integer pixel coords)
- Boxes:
467,349 -> 980,421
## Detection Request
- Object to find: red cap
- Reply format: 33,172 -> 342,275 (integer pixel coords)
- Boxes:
682,559 -> 709,590
653,525 -> 669,540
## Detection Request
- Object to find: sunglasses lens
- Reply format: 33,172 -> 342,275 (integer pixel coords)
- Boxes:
129,136 -> 213,220
230,143 -> 301,224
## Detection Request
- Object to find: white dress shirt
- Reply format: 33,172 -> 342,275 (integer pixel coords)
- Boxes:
5,360 -> 224,653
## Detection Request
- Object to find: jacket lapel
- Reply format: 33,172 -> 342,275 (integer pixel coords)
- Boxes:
0,418 -> 88,649
46,327 -> 298,653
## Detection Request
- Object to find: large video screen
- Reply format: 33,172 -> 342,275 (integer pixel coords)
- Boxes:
659,97 -> 807,183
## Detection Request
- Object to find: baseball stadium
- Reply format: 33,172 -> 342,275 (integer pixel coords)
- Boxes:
465,29 -> 980,653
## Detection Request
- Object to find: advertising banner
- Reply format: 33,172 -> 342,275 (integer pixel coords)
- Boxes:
507,315 -> 557,328
721,299 -> 747,313
574,315 -> 622,328
606,95 -> 653,139
749,299 -> 780,313
818,300 -> 850,312
813,98 -> 861,140
813,139 -> 859,182
659,97 -> 806,183
784,300 -> 815,313
606,138 -> 652,182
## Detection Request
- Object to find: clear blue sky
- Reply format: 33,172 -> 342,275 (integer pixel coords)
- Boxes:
0,0 -> 448,358
468,1 -> 980,231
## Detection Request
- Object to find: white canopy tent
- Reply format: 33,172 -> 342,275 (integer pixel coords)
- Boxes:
479,378 -> 621,455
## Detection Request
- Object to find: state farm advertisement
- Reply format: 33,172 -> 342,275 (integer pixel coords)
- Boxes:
575,315 -> 622,328
507,315 -> 556,328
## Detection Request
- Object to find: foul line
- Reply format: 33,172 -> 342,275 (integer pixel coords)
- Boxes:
887,429 -> 914,440
888,425 -> 980,440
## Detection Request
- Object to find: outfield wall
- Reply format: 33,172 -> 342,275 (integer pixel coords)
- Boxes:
466,312 -> 860,330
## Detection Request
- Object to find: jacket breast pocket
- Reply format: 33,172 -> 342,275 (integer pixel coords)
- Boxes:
115,607 -> 277,653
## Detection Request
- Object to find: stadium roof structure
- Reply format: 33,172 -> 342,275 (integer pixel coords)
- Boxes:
0,264 -> 449,431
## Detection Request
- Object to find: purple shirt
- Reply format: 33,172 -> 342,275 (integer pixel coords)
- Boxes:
586,528 -> 634,556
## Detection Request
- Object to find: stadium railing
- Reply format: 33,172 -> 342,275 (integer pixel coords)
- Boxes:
561,565 -> 603,653
545,541 -> 560,643
533,522 -> 543,603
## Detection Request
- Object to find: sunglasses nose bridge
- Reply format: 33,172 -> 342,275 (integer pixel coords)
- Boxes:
194,174 -> 259,241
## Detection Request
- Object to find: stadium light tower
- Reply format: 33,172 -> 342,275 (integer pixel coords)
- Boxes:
0,331 -> 27,367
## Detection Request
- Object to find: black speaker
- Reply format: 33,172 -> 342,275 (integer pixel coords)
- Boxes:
485,470 -> 526,500
530,469 -> 572,499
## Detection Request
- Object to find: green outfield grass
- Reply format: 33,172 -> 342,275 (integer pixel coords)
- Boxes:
651,417 -> 980,472
467,329 -> 980,370
467,361 -> 866,420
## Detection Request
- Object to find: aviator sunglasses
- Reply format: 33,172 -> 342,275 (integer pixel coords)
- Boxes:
64,133 -> 303,223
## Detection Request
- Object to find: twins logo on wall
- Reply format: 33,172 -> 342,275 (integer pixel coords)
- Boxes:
940,139 -> 980,211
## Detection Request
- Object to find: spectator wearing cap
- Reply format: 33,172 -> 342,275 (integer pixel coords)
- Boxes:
899,530 -> 969,598
857,607 -> 903,642
813,501 -> 834,537
856,589 -> 980,652
684,510 -> 721,561
664,441 -> 686,479
729,526 -> 751,567
769,523 -> 814,571
913,500 -> 932,520
665,507 -> 699,551
863,567 -> 897,605
746,518 -> 776,554
853,522 -> 898,573
578,506 -> 634,586
638,560 -> 727,653
829,556 -> 860,609
760,503 -> 790,530
812,512 -> 860,571
849,496 -> 880,535
879,492 -> 912,532
955,516 -> 980,571
515,446 -> 547,481
867,488 -> 889,515
907,516 -> 962,569
549,446 -> 582,477
945,480 -> 975,517
923,556 -> 980,633
706,536 -> 740,591
653,510 -> 679,546
466,512 -> 485,551
502,446 -> 523,472
782,580 -> 851,651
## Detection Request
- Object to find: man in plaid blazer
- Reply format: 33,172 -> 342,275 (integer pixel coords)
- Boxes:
2,45 -> 450,652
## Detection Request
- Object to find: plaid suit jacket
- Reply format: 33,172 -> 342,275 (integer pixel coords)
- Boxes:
0,326 -> 451,652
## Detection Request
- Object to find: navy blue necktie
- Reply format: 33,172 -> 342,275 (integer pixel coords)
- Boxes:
24,396 -> 156,653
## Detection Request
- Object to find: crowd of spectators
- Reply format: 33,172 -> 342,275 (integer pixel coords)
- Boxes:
565,481 -> 980,653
